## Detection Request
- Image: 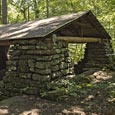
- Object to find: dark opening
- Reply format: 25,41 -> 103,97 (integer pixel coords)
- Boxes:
0,46 -> 9,80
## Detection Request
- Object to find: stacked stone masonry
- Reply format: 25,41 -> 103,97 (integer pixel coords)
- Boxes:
3,38 -> 74,96
84,42 -> 114,69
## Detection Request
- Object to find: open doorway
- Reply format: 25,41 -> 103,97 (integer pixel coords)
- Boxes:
0,46 -> 9,80
69,42 -> 115,75
68,43 -> 87,74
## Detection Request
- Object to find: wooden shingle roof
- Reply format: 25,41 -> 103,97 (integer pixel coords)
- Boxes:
0,10 -> 111,41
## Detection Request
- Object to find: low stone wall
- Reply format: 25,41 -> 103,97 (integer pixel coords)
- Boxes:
2,38 -> 74,97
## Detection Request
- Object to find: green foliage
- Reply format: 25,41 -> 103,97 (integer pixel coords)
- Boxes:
65,74 -> 115,99
3,0 -> 114,24
40,71 -> 115,102
68,44 -> 86,64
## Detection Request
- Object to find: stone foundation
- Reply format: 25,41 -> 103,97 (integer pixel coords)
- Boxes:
3,38 -> 74,97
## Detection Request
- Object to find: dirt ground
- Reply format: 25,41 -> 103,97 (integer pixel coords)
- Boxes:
0,70 -> 115,115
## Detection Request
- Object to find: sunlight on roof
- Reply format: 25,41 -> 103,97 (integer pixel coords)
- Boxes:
28,11 -> 86,27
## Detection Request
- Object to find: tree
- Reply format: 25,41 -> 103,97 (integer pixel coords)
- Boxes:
46,0 -> 49,18
2,0 -> 7,24
33,0 -> 39,19
0,0 -> 1,23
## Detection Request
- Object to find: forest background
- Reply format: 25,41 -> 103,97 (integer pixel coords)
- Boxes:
1,0 -> 115,63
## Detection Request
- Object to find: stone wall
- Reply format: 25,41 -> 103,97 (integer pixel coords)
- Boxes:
2,39 -> 115,97
84,42 -> 115,70
2,38 -> 74,97
74,42 -> 115,74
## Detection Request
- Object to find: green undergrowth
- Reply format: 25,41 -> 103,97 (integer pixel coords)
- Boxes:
41,71 -> 115,104
68,75 -> 115,99
40,70 -> 115,114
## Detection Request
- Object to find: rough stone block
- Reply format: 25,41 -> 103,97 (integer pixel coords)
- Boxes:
36,56 -> 52,61
19,73 -> 32,79
29,81 -> 41,87
5,71 -> 17,77
40,75 -> 51,81
51,59 -> 60,66
24,87 -> 39,95
55,49 -> 61,54
51,65 -> 59,72
60,62 -> 68,69
61,69 -> 70,76
53,55 -> 60,59
36,45 -> 48,50
57,41 -> 63,48
9,50 -> 21,56
28,60 -> 35,67
35,62 -> 51,69
21,45 -> 36,50
26,50 -> 54,55
6,60 -> 17,66
29,67 -> 35,72
52,72 -> 61,78
32,74 -> 40,81
18,60 -> 29,72
35,68 -> 51,75
8,66 -> 17,71
10,44 -> 19,50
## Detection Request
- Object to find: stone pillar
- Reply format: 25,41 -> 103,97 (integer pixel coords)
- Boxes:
3,38 -> 74,96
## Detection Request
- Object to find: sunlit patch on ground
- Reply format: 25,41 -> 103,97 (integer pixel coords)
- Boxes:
20,109 -> 40,115
91,71 -> 113,83
0,109 -> 8,114
62,107 -> 86,115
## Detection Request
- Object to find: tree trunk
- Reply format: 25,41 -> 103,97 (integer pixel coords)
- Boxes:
2,0 -> 7,24
33,0 -> 39,19
0,0 -> 1,23
46,0 -> 49,18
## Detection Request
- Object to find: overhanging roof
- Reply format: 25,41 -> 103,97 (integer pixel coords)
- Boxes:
0,10 -> 111,41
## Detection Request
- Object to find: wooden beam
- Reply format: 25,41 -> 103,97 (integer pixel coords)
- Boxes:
0,40 -> 13,45
57,36 -> 102,43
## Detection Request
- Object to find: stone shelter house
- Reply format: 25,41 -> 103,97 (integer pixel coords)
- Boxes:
0,10 -> 114,96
